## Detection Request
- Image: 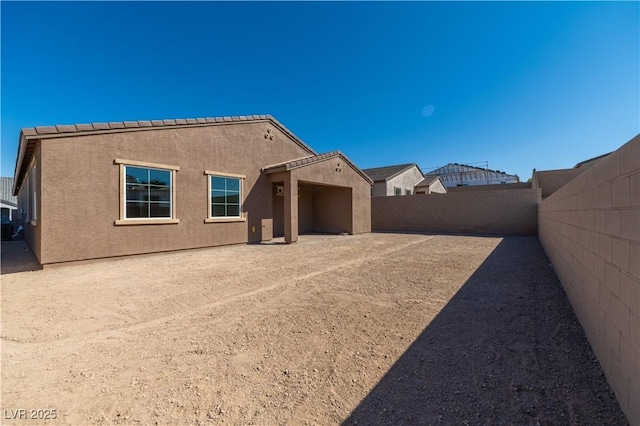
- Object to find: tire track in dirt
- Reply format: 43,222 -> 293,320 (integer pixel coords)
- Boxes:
4,236 -> 435,348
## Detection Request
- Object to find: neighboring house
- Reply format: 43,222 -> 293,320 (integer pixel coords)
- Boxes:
425,163 -> 519,188
363,163 -> 425,196
0,177 -> 18,222
414,176 -> 447,194
13,114 -> 372,265
531,151 -> 611,199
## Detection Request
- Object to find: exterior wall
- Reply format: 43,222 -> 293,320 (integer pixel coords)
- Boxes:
532,168 -> 585,199
298,184 -> 314,234
16,144 -> 42,262
290,158 -> 371,235
372,181 -> 387,197
429,179 -> 447,194
311,186 -> 352,234
386,166 -> 424,195
38,122 -> 313,264
538,135 -> 640,425
372,188 -> 540,235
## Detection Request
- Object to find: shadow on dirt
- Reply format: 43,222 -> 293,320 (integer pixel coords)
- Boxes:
343,236 -> 627,426
1,239 -> 41,275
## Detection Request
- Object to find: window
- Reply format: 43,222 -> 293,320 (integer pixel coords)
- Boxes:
205,171 -> 246,222
394,187 -> 401,196
405,189 -> 412,195
114,159 -> 179,225
125,166 -> 172,218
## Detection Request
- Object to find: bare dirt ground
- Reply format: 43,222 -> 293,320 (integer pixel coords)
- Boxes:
1,234 -> 627,425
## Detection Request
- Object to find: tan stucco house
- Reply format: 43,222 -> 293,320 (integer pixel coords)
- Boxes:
414,176 -> 447,194
363,163 -> 426,196
12,114 -> 372,265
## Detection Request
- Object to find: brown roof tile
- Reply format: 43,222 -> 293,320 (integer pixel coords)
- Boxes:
55,124 -> 77,133
35,126 -> 58,134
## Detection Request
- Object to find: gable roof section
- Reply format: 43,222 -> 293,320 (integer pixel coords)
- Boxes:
263,151 -> 373,184
415,176 -> 443,187
362,163 -> 422,182
13,114 -> 316,195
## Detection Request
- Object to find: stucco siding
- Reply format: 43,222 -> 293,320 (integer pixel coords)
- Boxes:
386,166 -> 424,195
38,122 -> 313,264
290,157 -> 371,235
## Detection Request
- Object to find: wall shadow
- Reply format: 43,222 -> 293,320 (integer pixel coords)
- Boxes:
1,238 -> 41,274
343,237 -> 627,425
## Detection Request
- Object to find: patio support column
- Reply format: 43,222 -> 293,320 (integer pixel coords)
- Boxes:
284,172 -> 298,243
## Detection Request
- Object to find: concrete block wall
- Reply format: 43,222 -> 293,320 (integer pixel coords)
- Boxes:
372,188 -> 541,235
538,135 -> 639,425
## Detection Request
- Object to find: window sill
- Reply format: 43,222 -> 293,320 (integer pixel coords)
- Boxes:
115,219 -> 180,226
204,217 -> 246,223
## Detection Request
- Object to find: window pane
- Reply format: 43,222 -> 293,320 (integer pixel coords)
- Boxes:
226,193 -> 240,204
149,185 -> 171,202
211,177 -> 226,190
211,204 -> 226,217
227,205 -> 240,217
126,202 -> 148,218
211,190 -> 225,204
226,178 -> 240,191
149,169 -> 171,186
126,167 -> 149,184
150,202 -> 171,218
126,184 -> 148,201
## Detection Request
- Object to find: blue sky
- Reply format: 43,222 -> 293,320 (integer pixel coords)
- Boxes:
2,1 -> 638,180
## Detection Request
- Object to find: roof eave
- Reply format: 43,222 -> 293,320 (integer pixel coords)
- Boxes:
12,132 -> 29,195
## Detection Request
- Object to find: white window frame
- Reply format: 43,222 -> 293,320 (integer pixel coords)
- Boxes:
204,170 -> 246,223
394,186 -> 402,196
114,159 -> 179,225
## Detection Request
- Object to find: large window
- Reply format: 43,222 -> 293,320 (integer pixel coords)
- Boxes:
114,159 -> 179,225
205,171 -> 245,222
125,166 -> 172,219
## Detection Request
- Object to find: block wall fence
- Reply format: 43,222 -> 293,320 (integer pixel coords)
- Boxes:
538,135 -> 639,424
371,188 -> 541,235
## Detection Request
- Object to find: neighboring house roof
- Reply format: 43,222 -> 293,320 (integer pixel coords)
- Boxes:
574,152 -> 611,169
362,163 -> 423,182
425,163 -> 516,177
14,114 -> 316,195
263,151 -> 373,184
0,177 -> 17,205
415,176 -> 443,187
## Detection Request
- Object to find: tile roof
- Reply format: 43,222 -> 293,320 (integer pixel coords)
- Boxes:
574,152 -> 611,169
361,163 -> 419,182
263,151 -> 373,184
415,176 -> 442,187
14,114 -> 316,195
23,114 -> 286,137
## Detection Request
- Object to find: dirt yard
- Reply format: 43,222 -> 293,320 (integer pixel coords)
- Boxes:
1,234 -> 627,425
